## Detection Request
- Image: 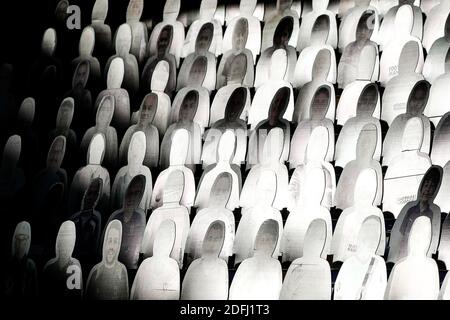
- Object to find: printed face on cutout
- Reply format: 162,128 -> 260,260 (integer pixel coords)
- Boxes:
268,87 -> 290,122
57,101 -> 73,128
232,18 -> 249,51
408,81 -> 429,115
188,56 -> 208,85
195,23 -> 214,52
74,61 -> 90,88
278,0 -> 292,12
124,175 -> 145,210
179,90 -> 199,121
47,137 -> 65,169
83,178 -> 102,210
311,86 -> 330,119
357,84 -> 377,115
227,53 -> 247,83
14,233 -> 29,260
356,11 -> 375,42
273,16 -> 294,47
157,25 -> 173,56
105,226 -> 120,264
419,167 -> 441,202
140,94 -> 157,123
225,87 -> 247,121
311,15 -> 330,42
55,1 -> 69,23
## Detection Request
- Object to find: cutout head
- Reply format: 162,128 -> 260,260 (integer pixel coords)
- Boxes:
253,219 -> 279,257
356,10 -> 376,42
102,220 -> 122,265
239,0 -> 258,16
126,0 -> 144,21
310,85 -> 331,120
151,60 -> 170,92
302,167 -> 326,206
169,129 -> 189,166
96,95 -> 115,128
273,16 -> 294,48
179,90 -> 199,122
87,133 -> 106,165
107,57 -> 125,89
55,0 -> 69,24
232,18 -> 249,51
200,0 -> 217,19
73,60 -> 90,89
139,93 -> 158,125
124,174 -> 146,211
2,135 -> 21,170
407,216 -> 432,257
358,45 -> 377,80
56,98 -> 74,130
217,130 -> 236,162
195,22 -> 214,53
354,168 -> 378,206
92,0 -> 108,22
398,41 -> 421,74
401,117 -> 424,151
153,219 -> 176,257
303,219 -> 327,258
277,0 -> 293,12
209,172 -> 233,207
47,136 -> 66,170
81,177 -> 103,211
163,169 -> 184,204
312,49 -> 332,80
225,53 -> 247,84
356,123 -> 378,160
306,126 -> 329,162
255,170 -> 277,205
18,97 -> 35,125
239,0 -> 257,15
312,0 -> 330,11
269,49 -> 288,79
55,221 -> 76,261
394,4 -> 414,36
79,26 -> 96,56
115,24 -> 132,56
417,166 -> 442,203
356,215 -> 382,258
311,14 -> 330,44
157,25 -> 174,57
268,86 -> 290,123
41,28 -> 57,56
407,81 -> 430,115
225,87 -> 247,121
128,131 -> 146,166
356,83 -> 378,116
202,220 -> 225,258
12,221 -> 31,260
262,127 -> 284,164
187,56 -> 208,86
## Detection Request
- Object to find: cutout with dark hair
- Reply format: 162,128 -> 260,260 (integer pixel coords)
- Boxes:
407,80 -> 430,115
225,87 -> 247,121
274,16 -> 294,47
